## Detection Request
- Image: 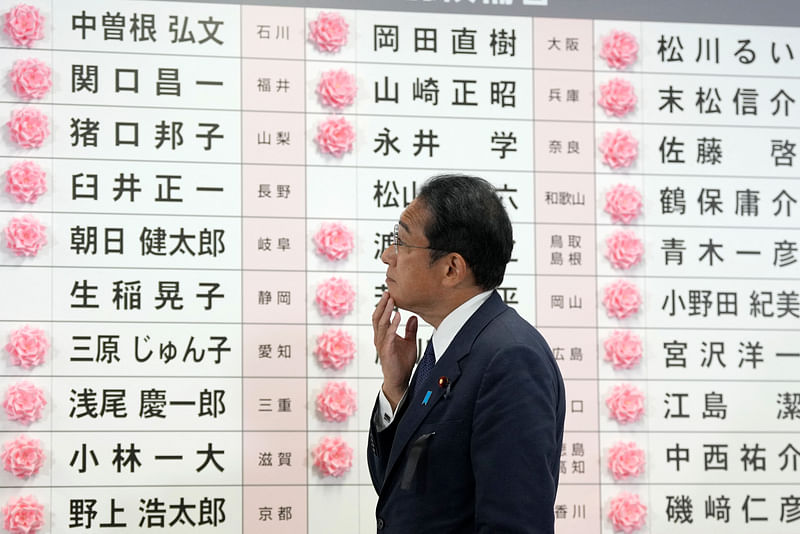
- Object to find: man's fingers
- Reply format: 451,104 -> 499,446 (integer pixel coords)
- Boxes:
404,315 -> 418,342
372,291 -> 389,326
388,304 -> 402,335
379,296 -> 395,329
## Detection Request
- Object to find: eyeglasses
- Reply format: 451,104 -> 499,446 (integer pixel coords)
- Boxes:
390,223 -> 439,255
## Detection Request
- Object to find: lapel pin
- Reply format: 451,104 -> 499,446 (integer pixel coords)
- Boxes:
422,390 -> 432,405
439,376 -> 452,399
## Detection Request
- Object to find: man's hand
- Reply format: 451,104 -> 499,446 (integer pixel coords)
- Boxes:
373,292 -> 419,410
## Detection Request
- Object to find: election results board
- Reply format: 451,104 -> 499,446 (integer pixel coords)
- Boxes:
0,0 -> 799,532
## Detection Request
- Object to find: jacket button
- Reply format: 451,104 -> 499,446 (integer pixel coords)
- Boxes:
377,517 -> 385,530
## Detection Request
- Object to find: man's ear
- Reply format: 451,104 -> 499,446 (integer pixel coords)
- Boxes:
441,252 -> 471,288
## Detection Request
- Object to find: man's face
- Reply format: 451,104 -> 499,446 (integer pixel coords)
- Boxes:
380,199 -> 442,313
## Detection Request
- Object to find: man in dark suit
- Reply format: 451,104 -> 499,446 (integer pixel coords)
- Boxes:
368,174 -> 566,533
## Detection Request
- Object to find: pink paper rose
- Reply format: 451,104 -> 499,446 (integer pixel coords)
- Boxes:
4,381 -> 46,425
608,441 -> 645,480
314,329 -> 356,370
2,494 -> 44,534
599,129 -> 638,169
2,435 -> 44,479
312,436 -> 353,477
606,383 -> 645,424
317,69 -> 357,109
3,4 -> 44,48
5,215 -> 47,257
315,116 -> 355,157
605,230 -> 643,270
598,78 -> 637,117
5,325 -> 48,369
316,381 -> 357,423
5,161 -> 46,203
10,58 -> 52,100
314,222 -> 354,261
608,492 -> 647,533
600,30 -> 638,70
602,279 -> 642,319
603,330 -> 643,370
316,277 -> 356,318
7,108 -> 49,149
604,184 -> 643,224
308,11 -> 348,53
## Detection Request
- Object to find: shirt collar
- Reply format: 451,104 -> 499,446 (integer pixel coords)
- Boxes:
430,290 -> 493,363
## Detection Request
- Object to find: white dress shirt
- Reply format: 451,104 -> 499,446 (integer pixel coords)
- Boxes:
376,290 -> 493,430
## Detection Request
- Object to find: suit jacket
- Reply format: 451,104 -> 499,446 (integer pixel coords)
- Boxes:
368,291 -> 566,533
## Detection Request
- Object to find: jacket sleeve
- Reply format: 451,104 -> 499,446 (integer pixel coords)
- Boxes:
367,394 -> 400,493
471,343 -> 564,534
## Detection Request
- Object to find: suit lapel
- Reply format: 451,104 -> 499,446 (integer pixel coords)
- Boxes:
381,292 -> 508,489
